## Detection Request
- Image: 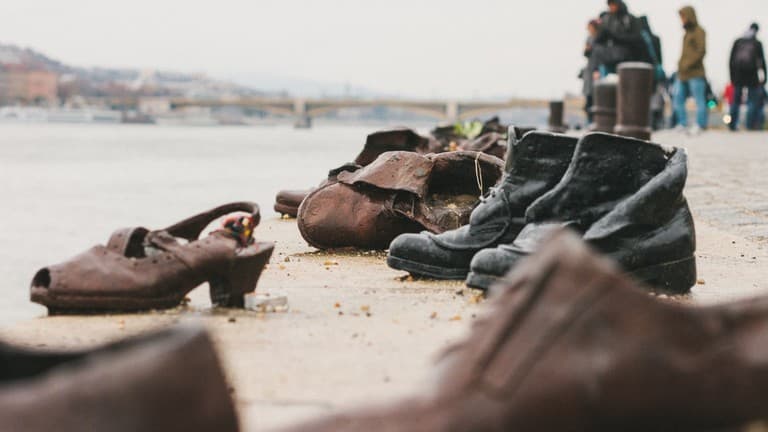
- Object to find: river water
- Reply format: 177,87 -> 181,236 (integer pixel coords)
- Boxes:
0,122 -> 398,325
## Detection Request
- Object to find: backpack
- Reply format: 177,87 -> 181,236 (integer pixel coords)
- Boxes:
733,38 -> 759,70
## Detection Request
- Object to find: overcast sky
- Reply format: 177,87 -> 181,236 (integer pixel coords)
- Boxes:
3,0 -> 767,99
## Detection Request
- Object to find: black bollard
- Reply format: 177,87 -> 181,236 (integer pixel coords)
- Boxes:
548,101 -> 567,133
615,62 -> 654,140
590,79 -> 618,133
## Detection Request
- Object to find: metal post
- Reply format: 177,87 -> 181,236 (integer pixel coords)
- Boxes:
615,62 -> 654,140
548,100 -> 567,133
590,79 -> 618,133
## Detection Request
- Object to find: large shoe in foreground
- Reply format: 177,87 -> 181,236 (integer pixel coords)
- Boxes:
467,132 -> 696,293
0,325 -> 238,431
279,231 -> 768,431
298,151 -> 504,250
387,129 -> 577,279
31,202 -> 274,313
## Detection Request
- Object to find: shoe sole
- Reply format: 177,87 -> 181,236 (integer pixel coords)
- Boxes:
466,255 -> 697,294
465,271 -> 499,291
630,256 -> 697,295
387,255 -> 468,280
274,203 -> 299,218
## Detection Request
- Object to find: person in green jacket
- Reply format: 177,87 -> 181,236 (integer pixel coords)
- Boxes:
673,6 -> 708,133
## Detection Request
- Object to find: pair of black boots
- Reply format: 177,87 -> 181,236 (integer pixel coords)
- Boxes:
387,127 -> 697,293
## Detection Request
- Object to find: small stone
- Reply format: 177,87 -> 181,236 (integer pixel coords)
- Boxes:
697,279 -> 706,285
334,302 -> 341,308
228,317 -> 236,323
449,315 -> 462,321
429,312 -> 438,319
244,293 -> 289,313
323,260 -> 339,266
360,305 -> 371,313
283,256 -> 291,263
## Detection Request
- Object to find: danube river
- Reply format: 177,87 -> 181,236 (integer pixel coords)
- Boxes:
0,122 -> 393,324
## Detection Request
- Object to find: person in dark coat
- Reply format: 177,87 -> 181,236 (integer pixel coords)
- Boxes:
588,0 -> 644,77
728,23 -> 767,131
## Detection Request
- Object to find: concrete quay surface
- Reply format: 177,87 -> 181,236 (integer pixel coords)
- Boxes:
1,130 -> 767,431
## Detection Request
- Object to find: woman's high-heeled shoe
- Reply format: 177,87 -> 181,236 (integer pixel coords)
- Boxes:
30,202 -> 274,314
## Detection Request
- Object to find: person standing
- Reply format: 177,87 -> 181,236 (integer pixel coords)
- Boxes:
674,6 -> 708,134
588,0 -> 643,77
728,23 -> 766,131
582,19 -> 600,124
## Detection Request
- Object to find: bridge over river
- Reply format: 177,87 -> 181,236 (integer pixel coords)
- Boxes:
168,96 -> 583,128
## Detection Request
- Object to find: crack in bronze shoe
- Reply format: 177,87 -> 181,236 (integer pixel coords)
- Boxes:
30,202 -> 274,314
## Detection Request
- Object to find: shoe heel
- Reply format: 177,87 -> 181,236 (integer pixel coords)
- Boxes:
631,256 -> 696,294
209,242 -> 274,308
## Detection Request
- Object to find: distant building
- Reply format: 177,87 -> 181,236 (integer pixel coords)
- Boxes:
0,64 -> 58,105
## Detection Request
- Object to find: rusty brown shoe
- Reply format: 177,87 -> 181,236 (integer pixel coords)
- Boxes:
0,325 -> 238,432
31,202 -> 274,313
280,230 -> 768,431
297,151 -> 504,250
274,189 -> 312,217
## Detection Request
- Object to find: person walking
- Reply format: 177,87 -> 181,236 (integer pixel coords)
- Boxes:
674,6 -> 708,134
728,23 -> 766,131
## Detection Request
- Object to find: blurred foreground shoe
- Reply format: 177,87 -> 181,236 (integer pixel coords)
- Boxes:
298,151 -> 504,250
273,128 -> 438,217
279,231 -> 768,431
31,202 -> 274,313
0,325 -> 238,432
387,129 -> 577,279
468,132 -> 696,293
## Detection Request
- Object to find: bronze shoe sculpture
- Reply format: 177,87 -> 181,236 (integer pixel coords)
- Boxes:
387,129 -> 577,280
31,202 -> 274,313
279,231 -> 768,431
274,189 -> 312,217
0,325 -> 238,431
274,128 -> 438,217
468,132 -> 696,294
297,151 -> 504,250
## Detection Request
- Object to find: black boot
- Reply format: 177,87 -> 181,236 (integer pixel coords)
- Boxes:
466,132 -> 697,293
386,128 -> 577,279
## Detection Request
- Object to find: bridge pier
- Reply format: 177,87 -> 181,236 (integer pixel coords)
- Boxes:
293,99 -> 312,129
445,101 -> 459,124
